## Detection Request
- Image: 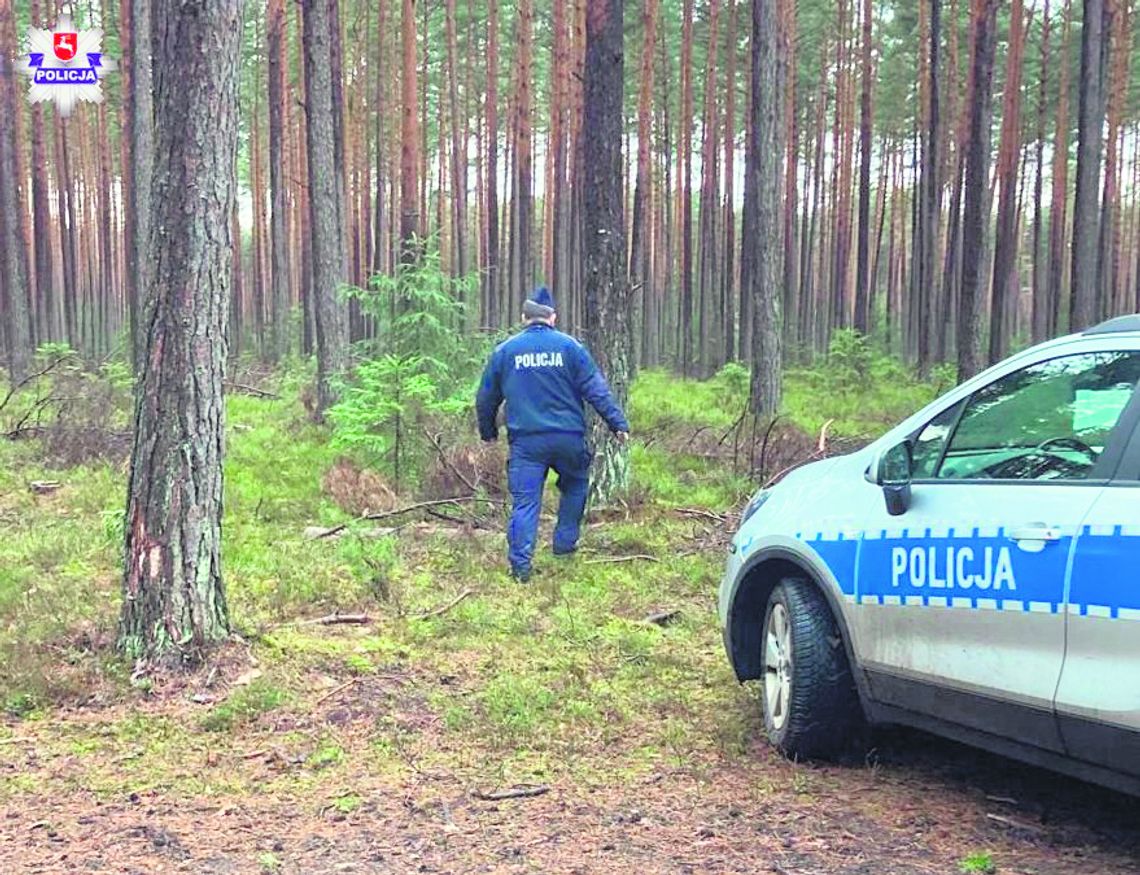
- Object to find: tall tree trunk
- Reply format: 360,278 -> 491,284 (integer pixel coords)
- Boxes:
914,0 -> 941,369
1031,0 -> 1052,343
268,0 -> 291,362
56,122 -> 78,348
749,0 -> 783,416
28,0 -> 54,343
510,0 -> 535,305
1047,0 -> 1073,335
582,0 -> 629,504
853,0 -> 874,334
304,0 -> 349,414
485,0 -> 500,326
399,0 -> 420,263
445,0 -> 467,282
679,0 -> 695,375
1070,0 -> 1109,329
724,0 -> 740,362
119,0 -> 241,663
631,0 -> 659,367
1099,0 -> 1131,318
989,0 -> 1027,363
697,0 -> 721,376
957,0 -> 999,381
0,0 -> 32,382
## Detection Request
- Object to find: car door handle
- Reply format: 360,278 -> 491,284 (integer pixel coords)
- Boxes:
1009,524 -> 1061,543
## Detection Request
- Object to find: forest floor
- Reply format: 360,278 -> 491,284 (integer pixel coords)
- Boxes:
1,362 -> 1138,874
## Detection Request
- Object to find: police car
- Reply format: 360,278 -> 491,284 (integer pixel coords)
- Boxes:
718,315 -> 1140,795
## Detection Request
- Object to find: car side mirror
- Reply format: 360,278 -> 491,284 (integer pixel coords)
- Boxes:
872,441 -> 913,517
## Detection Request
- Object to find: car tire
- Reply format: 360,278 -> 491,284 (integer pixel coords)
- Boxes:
760,576 -> 863,760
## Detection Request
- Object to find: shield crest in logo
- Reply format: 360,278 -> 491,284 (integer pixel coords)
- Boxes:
53,32 -> 78,62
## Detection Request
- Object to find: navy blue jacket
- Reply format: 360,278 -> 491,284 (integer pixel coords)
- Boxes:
476,324 -> 629,441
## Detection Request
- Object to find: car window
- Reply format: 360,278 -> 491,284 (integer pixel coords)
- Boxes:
911,400 -> 965,479
936,351 -> 1140,481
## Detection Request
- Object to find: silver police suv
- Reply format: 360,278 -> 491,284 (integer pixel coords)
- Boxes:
719,315 -> 1140,795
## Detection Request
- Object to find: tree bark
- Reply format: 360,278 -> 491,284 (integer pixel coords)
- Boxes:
28,0 -> 54,343
631,0 -> 659,368
268,0 -> 291,362
749,0 -> 783,416
485,0 -> 500,326
0,0 -> 32,382
1030,0 -> 1052,343
304,0 -> 349,414
399,0 -> 420,263
989,0 -> 1027,363
1071,0 -> 1109,330
1047,0 -> 1073,336
119,0 -> 241,663
957,0 -> 999,381
853,0 -> 874,334
679,0 -> 695,375
582,0 -> 629,504
445,0 -> 467,282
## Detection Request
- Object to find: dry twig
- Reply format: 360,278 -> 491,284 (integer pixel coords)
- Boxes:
414,588 -> 473,619
225,381 -> 280,400
314,677 -> 360,706
584,554 -> 659,565
471,784 -> 551,802
316,497 -> 505,540
422,427 -> 479,494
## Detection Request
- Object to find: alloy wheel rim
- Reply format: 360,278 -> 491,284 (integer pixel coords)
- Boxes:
764,603 -> 792,731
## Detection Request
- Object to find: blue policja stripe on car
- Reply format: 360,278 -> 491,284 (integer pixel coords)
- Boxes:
856,527 -> 1070,611
1068,526 -> 1140,619
766,527 -> 1139,618
804,532 -> 858,597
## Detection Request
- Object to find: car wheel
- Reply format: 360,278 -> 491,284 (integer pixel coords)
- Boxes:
760,576 -> 863,760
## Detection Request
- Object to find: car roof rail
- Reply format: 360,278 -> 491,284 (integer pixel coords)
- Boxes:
1084,314 -> 1140,336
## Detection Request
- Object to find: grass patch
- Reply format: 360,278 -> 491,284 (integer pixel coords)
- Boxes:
199,681 -> 289,732
959,851 -> 997,874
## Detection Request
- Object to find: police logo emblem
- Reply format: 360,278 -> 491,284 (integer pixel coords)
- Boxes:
18,15 -> 117,117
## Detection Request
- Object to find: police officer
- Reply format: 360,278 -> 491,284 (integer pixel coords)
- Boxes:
476,287 -> 630,581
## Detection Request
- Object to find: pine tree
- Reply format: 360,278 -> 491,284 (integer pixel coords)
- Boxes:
119,0 -> 242,663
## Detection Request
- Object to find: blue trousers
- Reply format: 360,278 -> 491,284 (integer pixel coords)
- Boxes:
507,433 -> 591,573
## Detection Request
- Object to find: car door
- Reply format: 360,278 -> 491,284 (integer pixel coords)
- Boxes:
1055,397 -> 1140,777
852,349 -> 1140,752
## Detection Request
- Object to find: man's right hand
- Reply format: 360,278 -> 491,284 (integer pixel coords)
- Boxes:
614,430 -> 630,445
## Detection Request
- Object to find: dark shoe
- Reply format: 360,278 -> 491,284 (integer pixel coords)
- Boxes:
510,566 -> 532,583
552,546 -> 578,558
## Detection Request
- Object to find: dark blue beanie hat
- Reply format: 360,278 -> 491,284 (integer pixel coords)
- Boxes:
523,286 -> 555,320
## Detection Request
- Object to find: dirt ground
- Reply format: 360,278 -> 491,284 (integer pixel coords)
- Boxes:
3,723 -> 1139,875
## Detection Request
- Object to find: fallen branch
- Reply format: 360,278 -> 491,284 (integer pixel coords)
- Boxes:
422,427 -> 478,494
414,588 -> 473,619
584,554 -> 659,565
426,508 -> 493,530
0,736 -> 33,746
471,784 -> 550,802
28,480 -> 63,495
271,613 -> 373,630
304,525 -> 398,541
674,506 -> 728,523
316,497 -> 505,540
225,381 -> 280,400
644,609 -> 682,626
314,677 -> 360,706
985,812 -> 1044,834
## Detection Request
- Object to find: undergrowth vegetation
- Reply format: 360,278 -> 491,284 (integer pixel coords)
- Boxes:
0,333 -> 948,804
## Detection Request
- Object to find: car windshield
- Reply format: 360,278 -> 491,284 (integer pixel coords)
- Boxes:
935,351 -> 1140,481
